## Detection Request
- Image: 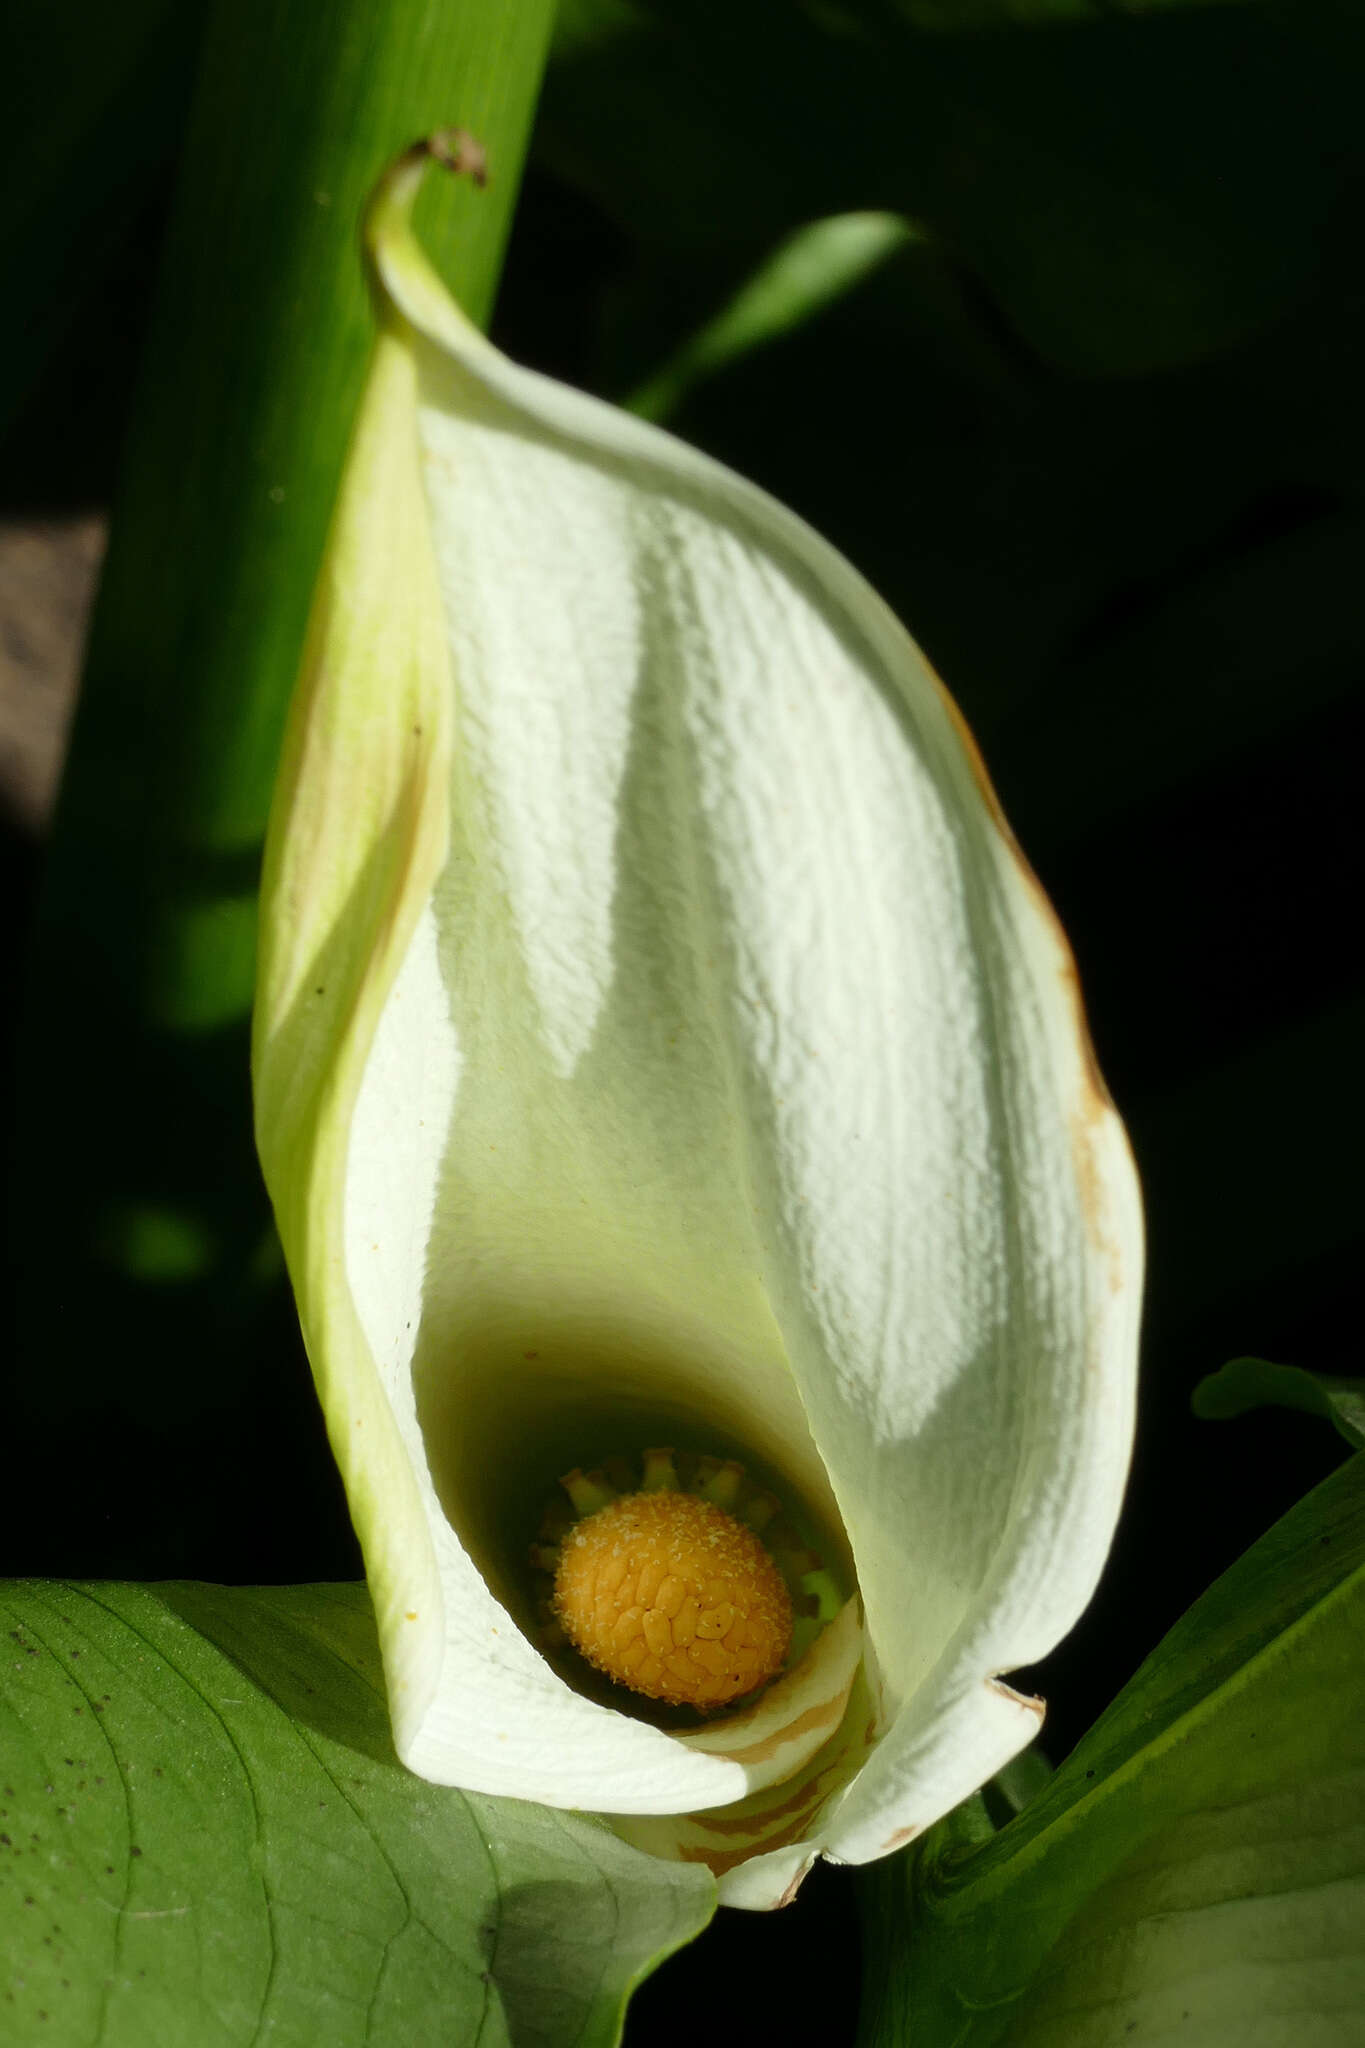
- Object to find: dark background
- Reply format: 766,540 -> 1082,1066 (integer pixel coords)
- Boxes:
2,5 -> 1360,2043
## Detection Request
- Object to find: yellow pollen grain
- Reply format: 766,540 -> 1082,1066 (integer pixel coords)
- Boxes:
553,1489 -> 793,1709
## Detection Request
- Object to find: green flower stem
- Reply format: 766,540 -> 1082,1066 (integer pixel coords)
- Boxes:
6,0 -> 554,1566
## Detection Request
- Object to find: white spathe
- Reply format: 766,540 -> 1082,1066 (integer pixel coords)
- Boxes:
253,144 -> 1143,1910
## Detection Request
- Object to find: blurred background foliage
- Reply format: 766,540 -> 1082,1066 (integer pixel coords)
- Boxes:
1,2 -> 1361,2042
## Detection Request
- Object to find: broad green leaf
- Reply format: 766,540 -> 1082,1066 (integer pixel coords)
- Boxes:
858,1453 -> 1365,2047
1194,1356 -> 1365,1452
0,1581 -> 714,2047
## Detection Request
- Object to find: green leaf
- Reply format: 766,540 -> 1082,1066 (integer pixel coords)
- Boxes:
543,0 -> 1358,375
624,212 -> 917,422
0,1581 -> 714,2047
858,1453 -> 1365,2046
1194,1357 -> 1365,1452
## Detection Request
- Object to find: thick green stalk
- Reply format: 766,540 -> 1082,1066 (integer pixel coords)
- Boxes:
6,0 -> 555,1576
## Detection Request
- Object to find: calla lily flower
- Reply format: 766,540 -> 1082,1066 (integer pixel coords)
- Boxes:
253,138 -> 1143,1912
